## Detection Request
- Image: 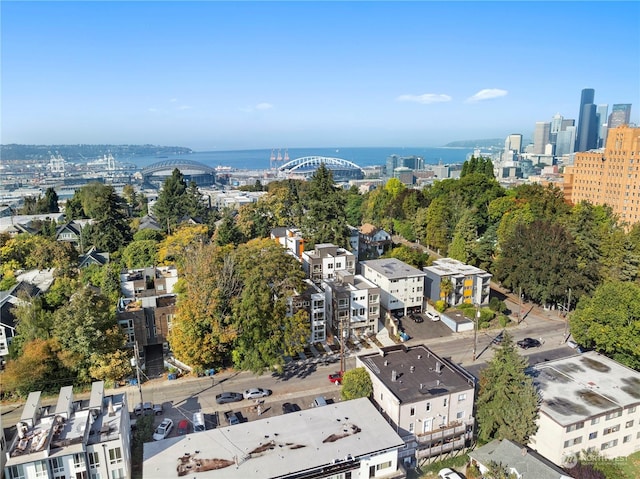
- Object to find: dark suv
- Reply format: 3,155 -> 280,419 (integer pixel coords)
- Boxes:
517,337 -> 541,349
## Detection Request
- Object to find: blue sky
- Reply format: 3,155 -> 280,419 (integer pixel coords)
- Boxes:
2,1 -> 639,150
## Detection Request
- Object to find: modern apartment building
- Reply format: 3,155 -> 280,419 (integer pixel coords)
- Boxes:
357,345 -> 476,465
4,382 -> 131,479
270,227 -> 306,260
288,279 -> 327,343
563,125 -> 640,225
360,258 -> 426,317
143,397 -> 406,479
323,270 -> 381,339
528,352 -> 640,467
423,258 -> 491,306
302,243 -> 356,284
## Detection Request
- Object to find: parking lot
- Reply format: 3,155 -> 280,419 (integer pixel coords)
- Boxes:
397,311 -> 454,342
139,387 -> 344,438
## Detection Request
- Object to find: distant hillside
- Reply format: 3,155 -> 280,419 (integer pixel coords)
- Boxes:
444,139 -> 504,148
0,144 -> 193,162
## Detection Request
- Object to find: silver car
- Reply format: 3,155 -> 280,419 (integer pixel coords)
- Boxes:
243,388 -> 271,400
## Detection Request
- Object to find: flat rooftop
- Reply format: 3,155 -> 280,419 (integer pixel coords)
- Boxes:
424,258 -> 491,278
359,345 -> 475,404
533,351 -> 640,426
143,397 -> 403,479
361,258 -> 425,279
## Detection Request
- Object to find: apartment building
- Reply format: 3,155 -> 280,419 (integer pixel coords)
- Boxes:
323,270 -> 381,339
357,345 -> 476,465
564,125 -> 640,225
360,258 -> 426,317
302,243 -> 356,284
288,279 -> 327,343
143,397 -> 405,479
4,382 -> 131,479
423,258 -> 491,306
270,227 -> 306,260
528,351 -> 640,466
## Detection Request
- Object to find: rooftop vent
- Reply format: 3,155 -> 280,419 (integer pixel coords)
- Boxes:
410,366 -> 415,373
391,370 -> 398,382
417,355 -> 422,360
435,361 -> 442,374
384,360 -> 389,366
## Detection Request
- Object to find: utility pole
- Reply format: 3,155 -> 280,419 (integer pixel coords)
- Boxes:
339,308 -> 346,374
564,288 -> 572,340
133,341 -> 144,406
518,286 -> 523,324
472,304 -> 479,361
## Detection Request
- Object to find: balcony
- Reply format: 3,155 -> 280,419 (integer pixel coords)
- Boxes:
415,437 -> 467,459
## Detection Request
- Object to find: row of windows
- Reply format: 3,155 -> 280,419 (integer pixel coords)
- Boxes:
6,450 -> 122,479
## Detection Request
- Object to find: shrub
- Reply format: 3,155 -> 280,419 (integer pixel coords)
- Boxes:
479,321 -> 491,329
479,307 -> 495,323
434,300 -> 447,312
498,314 -> 511,327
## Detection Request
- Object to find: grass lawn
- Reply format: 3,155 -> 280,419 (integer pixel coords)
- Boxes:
620,450 -> 640,479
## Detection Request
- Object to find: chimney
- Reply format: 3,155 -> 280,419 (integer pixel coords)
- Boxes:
435,361 -> 442,374
410,366 -> 415,373
384,360 -> 389,366
391,370 -> 397,382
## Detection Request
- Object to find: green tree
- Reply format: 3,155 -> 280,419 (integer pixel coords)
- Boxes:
570,281 -> 640,370
340,367 -> 373,400
10,296 -> 53,358
476,331 -> 539,444
153,168 -> 188,233
122,240 -> 158,268
214,208 -> 244,246
89,349 -> 133,385
448,209 -> 479,263
345,185 -> 364,227
494,220 -> 584,306
383,244 -> 430,269
36,187 -> 60,213
301,164 -> 348,247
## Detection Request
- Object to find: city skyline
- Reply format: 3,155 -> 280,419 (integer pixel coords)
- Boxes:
1,1 -> 639,151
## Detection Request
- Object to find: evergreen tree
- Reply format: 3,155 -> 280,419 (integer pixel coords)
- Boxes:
153,168 -> 188,233
476,331 -> 539,444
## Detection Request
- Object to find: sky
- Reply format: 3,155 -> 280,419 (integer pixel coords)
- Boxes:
1,1 -> 639,150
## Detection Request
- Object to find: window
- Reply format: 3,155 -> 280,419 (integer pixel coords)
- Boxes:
626,420 -> 634,428
335,262 -> 342,269
601,439 -> 618,450
51,457 -> 65,474
628,406 -> 637,414
603,424 -> 620,435
566,422 -> 584,432
76,473 -> 88,479
376,461 -> 392,471
7,465 -> 25,479
409,423 -> 414,433
109,447 -> 123,464
34,461 -> 47,478
426,402 -> 431,412
88,451 -> 100,469
623,435 -> 632,444
443,398 -> 448,407
74,453 -> 86,469
589,431 -> 598,440
410,407 -> 415,416
456,411 -> 465,420
591,417 -> 600,425
110,469 -> 125,479
564,437 -> 583,448
458,393 -> 466,402
606,410 -> 622,420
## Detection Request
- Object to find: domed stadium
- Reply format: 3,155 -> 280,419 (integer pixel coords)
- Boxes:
278,156 -> 364,182
141,159 -> 215,187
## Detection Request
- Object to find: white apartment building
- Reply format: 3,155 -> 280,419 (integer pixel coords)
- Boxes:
323,270 -> 381,339
288,279 -> 327,343
529,352 -> 640,466
270,227 -> 306,260
360,258 -> 426,317
4,382 -> 131,479
357,345 -> 476,466
302,243 -> 356,284
119,266 -> 178,299
143,397 -> 406,479
423,258 -> 491,306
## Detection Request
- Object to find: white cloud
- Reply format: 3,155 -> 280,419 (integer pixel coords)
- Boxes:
169,98 -> 178,103
177,105 -> 192,110
396,93 -> 452,104
255,102 -> 274,110
465,88 -> 508,103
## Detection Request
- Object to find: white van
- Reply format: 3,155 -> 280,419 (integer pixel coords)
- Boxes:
193,412 -> 205,432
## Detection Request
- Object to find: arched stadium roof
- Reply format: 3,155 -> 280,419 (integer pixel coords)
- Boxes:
141,159 -> 215,176
278,156 -> 364,179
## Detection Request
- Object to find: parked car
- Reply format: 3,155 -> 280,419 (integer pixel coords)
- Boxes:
517,337 -> 542,349
192,412 -> 205,432
492,331 -> 505,345
152,418 -> 173,441
243,388 -> 271,400
411,313 -> 424,323
215,392 -> 244,404
328,371 -> 343,385
425,311 -> 440,321
224,411 -> 241,425
153,403 -> 163,415
134,402 -> 154,416
177,419 -> 189,435
438,468 -> 464,479
313,396 -> 328,408
282,402 -> 301,414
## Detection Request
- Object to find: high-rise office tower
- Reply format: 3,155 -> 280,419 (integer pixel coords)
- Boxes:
556,126 -> 576,157
561,119 -> 575,131
533,122 -> 551,154
608,104 -> 632,129
596,104 -> 609,147
576,88 -> 598,152
550,113 -> 563,145
505,133 -> 523,153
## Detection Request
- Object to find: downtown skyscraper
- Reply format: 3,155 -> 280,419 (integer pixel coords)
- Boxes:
576,88 -> 599,152
608,104 -> 633,129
